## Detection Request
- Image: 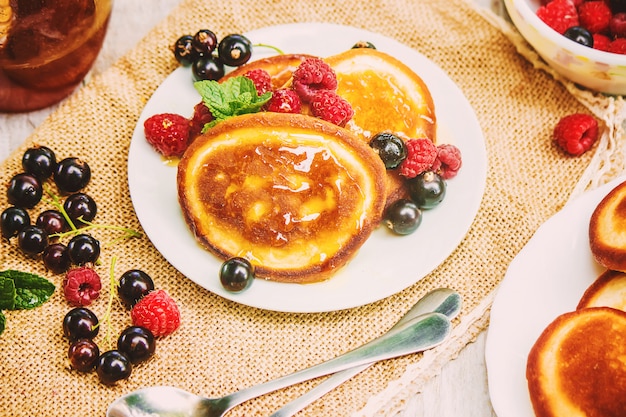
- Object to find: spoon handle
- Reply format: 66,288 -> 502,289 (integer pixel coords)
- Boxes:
224,311 -> 451,410
268,289 -> 462,417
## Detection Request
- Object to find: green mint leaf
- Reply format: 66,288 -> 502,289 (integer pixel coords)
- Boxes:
0,270 -> 55,310
194,76 -> 272,131
0,276 -> 16,310
0,311 -> 5,336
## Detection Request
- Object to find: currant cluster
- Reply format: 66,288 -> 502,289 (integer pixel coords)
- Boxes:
172,29 -> 253,81
63,269 -> 157,385
1,146 -> 100,274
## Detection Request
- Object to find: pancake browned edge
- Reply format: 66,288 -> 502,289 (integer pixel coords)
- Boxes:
177,112 -> 387,284
577,269 -> 626,311
589,180 -> 626,272
221,53 -> 315,90
526,307 -> 626,417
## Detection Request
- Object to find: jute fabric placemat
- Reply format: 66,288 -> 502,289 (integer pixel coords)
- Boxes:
1,0 -> 622,416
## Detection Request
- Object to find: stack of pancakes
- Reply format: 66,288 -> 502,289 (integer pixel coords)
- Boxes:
177,47 -> 436,283
526,181 -> 626,416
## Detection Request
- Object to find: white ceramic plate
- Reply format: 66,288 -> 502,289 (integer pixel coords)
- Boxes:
485,176 -> 626,417
128,23 -> 487,312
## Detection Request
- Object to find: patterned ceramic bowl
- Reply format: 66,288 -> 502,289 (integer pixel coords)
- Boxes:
504,0 -> 626,95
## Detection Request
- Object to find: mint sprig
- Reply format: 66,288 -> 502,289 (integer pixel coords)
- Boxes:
0,270 -> 55,336
194,76 -> 272,131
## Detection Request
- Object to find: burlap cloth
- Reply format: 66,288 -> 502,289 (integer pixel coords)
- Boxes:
2,0 -> 625,416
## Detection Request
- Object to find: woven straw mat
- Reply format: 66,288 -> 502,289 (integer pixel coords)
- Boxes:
2,0 -> 624,416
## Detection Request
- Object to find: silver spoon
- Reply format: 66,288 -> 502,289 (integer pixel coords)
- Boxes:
106,289 -> 455,417
270,288 -> 462,417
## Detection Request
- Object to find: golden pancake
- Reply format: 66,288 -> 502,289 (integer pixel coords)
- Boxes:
577,269 -> 626,311
177,112 -> 387,283
589,180 -> 626,272
527,307 -> 626,417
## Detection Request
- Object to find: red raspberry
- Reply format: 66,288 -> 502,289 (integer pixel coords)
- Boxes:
553,113 -> 599,156
131,289 -> 180,337
244,69 -> 273,95
536,0 -> 579,34
399,138 -> 438,179
264,88 -> 302,114
610,12 -> 626,38
593,33 -> 611,51
143,113 -> 190,157
63,267 -> 102,306
292,57 -> 338,103
188,102 -> 214,141
578,1 -> 612,33
608,37 -> 626,54
431,144 -> 463,180
309,90 -> 354,127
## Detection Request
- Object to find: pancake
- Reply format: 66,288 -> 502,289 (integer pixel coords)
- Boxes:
577,269 -> 626,311
527,307 -> 626,417
177,112 -> 387,283
589,180 -> 626,272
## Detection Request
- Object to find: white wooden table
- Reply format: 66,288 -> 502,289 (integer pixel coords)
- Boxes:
0,1 -> 502,416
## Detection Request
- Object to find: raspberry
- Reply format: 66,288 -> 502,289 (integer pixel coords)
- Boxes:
292,57 -> 338,103
593,33 -> 611,51
63,267 -> 102,306
245,69 -> 273,95
309,90 -> 354,127
131,289 -> 180,337
188,102 -> 214,141
578,1 -> 612,33
399,138 -> 438,178
264,88 -> 302,114
553,113 -> 599,156
608,37 -> 626,54
431,144 -> 463,179
536,0 -> 579,34
143,113 -> 190,157
610,12 -> 626,38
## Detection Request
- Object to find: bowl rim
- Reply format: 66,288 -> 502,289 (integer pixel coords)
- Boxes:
506,0 -> 626,66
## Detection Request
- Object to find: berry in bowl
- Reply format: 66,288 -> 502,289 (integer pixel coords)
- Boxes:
503,0 -> 626,95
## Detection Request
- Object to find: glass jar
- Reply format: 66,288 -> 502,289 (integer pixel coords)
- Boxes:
0,0 -> 113,112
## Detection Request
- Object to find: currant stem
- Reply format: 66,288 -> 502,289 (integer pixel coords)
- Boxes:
253,43 -> 284,55
101,256 -> 117,349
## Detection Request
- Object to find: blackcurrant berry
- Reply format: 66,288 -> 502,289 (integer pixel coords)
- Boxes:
96,350 -> 132,385
369,133 -> 407,169
7,173 -> 42,208
36,209 -> 69,236
407,171 -> 446,209
17,225 -> 48,256
54,157 -> 91,194
118,269 -> 155,308
384,199 -> 422,235
564,26 -> 594,48
42,243 -> 71,274
173,34 -> 199,66
192,29 -> 218,55
220,257 -> 254,292
63,193 -> 97,227
68,339 -> 100,372
217,34 -> 252,67
117,326 -> 156,364
22,145 -> 57,180
67,234 -> 100,265
1,206 -> 30,240
352,40 -> 376,49
62,307 -> 99,341
192,55 -> 225,81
